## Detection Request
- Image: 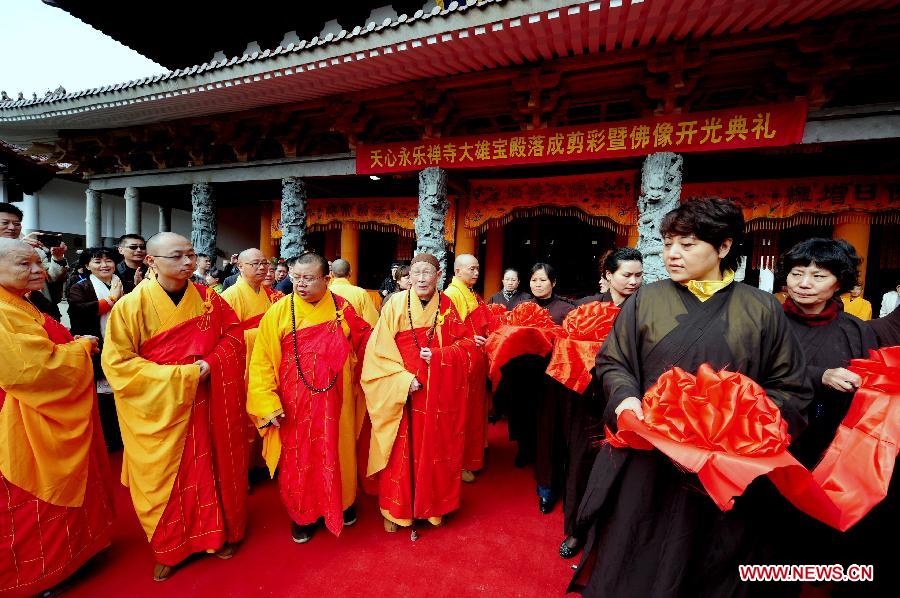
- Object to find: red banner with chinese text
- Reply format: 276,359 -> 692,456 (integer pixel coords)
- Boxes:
682,176 -> 900,229
357,101 -> 807,175
271,197 -> 455,241
466,171 -> 638,233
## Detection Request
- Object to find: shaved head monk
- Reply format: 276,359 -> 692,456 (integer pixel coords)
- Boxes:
361,253 -> 476,533
101,232 -> 249,581
247,252 -> 372,544
0,239 -> 115,595
443,253 -> 491,482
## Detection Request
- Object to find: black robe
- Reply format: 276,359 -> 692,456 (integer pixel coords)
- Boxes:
505,295 -> 574,476
563,291 -> 613,537
488,289 -> 533,311
786,310 -> 894,598
570,280 -> 811,597
867,306 -> 900,347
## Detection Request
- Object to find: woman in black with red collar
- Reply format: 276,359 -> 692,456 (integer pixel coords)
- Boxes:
778,238 -> 883,596
779,238 -> 878,468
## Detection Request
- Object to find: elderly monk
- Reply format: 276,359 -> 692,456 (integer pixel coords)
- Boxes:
248,253 -> 372,544
443,254 -> 490,483
101,232 -> 248,581
0,239 -> 115,596
362,253 -> 475,532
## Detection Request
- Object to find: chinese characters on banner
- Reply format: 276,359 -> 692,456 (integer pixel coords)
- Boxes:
682,176 -> 900,229
466,171 -> 638,232
357,101 -> 808,175
271,197 -> 455,241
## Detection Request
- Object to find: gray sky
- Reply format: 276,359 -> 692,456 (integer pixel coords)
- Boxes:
0,0 -> 166,98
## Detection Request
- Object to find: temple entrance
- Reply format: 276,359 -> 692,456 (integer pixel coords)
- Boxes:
499,215 -> 616,299
357,230 -> 399,290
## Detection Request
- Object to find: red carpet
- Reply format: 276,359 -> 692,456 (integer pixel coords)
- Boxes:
61,422 -> 574,597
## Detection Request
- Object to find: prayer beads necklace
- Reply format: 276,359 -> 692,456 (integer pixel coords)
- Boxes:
407,290 -> 441,350
290,291 -> 341,393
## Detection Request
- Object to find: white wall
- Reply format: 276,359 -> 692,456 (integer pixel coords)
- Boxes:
24,177 -> 245,256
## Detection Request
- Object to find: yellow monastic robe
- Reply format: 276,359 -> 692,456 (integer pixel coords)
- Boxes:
101,279 -> 206,536
444,276 -> 479,321
247,289 -> 364,508
841,293 -> 873,321
221,275 -> 275,374
330,277 -> 379,326
0,286 -> 96,506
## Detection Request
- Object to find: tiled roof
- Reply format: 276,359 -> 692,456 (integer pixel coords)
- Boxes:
1,0 -> 898,137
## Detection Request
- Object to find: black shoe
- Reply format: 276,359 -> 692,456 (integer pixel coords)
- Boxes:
343,506 -> 358,527
559,535 -> 581,559
291,522 -> 316,544
539,497 -> 556,514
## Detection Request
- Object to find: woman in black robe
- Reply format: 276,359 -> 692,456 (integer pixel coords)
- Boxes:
570,197 -> 811,597
560,247 -> 643,559
779,239 -> 894,597
505,263 -> 575,513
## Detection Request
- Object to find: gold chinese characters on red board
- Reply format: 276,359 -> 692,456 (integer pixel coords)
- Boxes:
357,101 -> 808,175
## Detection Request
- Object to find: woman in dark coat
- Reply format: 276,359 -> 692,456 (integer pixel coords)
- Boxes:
571,198 -> 811,597
778,238 -> 891,597
67,247 -> 124,450
560,247 -> 643,559
508,263 -> 575,513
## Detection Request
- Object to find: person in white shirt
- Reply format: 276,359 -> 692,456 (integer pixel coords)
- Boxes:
879,282 -> 900,318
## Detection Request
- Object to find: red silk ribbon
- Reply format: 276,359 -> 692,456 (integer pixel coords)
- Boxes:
607,350 -> 900,532
484,303 -> 563,385
546,301 -> 619,394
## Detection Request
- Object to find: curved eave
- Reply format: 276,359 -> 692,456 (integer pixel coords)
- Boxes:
2,0 -> 898,143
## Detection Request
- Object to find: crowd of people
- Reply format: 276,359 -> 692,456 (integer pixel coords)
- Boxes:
0,197 -> 897,596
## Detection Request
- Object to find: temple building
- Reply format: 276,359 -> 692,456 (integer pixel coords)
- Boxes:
2,0 -> 899,299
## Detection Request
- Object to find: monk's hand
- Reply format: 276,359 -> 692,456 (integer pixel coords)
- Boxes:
194,359 -> 211,381
822,367 -> 861,393
76,335 -> 100,354
409,378 -> 422,395
419,347 -> 432,365
614,397 -> 644,422
473,335 -> 487,347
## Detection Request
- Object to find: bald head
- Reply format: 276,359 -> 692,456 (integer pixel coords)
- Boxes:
454,253 -> 480,287
331,258 -> 351,278
237,248 -> 267,289
146,232 -> 190,255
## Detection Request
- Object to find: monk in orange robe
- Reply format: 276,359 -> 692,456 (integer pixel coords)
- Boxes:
362,253 -> 475,532
248,253 -> 372,543
443,253 -> 490,482
101,233 -> 248,581
0,239 -> 115,596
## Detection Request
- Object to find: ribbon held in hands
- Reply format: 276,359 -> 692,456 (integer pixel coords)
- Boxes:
607,353 -> 900,532
546,301 -> 620,393
485,302 -> 563,385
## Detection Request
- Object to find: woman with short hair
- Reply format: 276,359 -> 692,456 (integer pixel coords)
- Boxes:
66,247 -> 125,450
571,197 -> 811,597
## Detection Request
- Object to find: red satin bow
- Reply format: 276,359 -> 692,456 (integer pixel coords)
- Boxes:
545,301 -> 620,393
607,351 -> 900,532
484,303 -> 563,385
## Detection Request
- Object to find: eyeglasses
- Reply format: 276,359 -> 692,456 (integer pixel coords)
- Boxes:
244,261 -> 269,269
409,269 -> 437,280
289,274 -> 323,285
151,253 -> 197,262
122,244 -> 146,251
